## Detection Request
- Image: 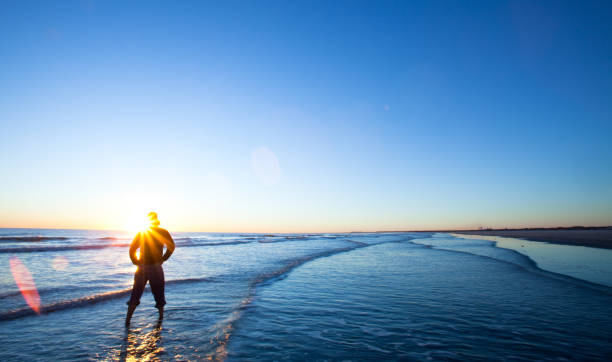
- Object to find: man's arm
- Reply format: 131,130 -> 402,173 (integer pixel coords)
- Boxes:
161,230 -> 175,262
129,233 -> 141,265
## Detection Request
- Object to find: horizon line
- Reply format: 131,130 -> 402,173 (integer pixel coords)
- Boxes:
1,225 -> 610,234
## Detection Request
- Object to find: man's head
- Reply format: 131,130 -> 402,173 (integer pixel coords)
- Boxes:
147,212 -> 161,226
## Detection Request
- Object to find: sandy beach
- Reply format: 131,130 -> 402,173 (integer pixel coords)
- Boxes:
452,228 -> 612,249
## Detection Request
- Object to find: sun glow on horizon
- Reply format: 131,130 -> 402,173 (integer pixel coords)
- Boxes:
124,215 -> 154,234
113,190 -> 171,234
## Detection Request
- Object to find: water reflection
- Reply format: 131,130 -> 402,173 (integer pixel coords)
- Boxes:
118,320 -> 164,361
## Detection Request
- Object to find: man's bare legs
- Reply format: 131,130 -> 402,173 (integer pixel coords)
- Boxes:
125,304 -> 137,326
158,306 -> 164,321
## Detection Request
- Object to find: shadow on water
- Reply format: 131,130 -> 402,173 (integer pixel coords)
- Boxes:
118,320 -> 163,361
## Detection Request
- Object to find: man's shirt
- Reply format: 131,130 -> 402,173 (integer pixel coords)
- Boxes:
129,226 -> 175,265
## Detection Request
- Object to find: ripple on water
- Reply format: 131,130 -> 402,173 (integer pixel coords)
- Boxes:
227,241 -> 612,361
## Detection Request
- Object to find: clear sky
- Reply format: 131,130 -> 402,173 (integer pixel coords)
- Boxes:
1,0 -> 611,232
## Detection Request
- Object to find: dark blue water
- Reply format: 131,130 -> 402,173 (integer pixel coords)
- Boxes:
0,229 -> 611,360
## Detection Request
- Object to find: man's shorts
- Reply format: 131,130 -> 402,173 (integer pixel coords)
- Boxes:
127,264 -> 166,309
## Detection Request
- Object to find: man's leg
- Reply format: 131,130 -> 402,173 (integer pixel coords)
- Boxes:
125,304 -> 137,327
149,265 -> 166,321
126,266 -> 146,326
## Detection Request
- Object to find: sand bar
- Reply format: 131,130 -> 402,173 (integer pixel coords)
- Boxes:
452,228 -> 612,249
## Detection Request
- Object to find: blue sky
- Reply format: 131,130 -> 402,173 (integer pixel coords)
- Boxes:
1,0 -> 611,232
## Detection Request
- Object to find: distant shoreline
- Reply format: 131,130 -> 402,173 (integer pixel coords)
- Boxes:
2,226 -> 612,249
449,227 -> 612,249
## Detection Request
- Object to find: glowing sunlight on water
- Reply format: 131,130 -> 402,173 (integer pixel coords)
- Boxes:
115,322 -> 164,361
51,256 -> 69,271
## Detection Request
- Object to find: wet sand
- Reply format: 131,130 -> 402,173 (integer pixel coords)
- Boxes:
452,228 -> 612,249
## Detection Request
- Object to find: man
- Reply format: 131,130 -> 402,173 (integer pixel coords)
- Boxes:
125,212 -> 175,326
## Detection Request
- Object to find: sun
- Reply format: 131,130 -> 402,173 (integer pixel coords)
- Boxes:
125,214 -> 153,234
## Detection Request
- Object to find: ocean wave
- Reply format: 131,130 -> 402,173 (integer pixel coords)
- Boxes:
0,287 -> 133,321
0,290 -> 28,299
257,235 -> 319,243
251,246 -> 359,287
173,237 -> 201,241
345,239 -> 368,246
0,238 -> 290,254
206,235 -> 418,360
251,236 -> 417,289
97,237 -> 128,241
206,244 -> 364,360
0,285 -> 95,299
178,240 -> 257,248
0,276 -> 214,321
257,238 -> 289,244
1,236 -> 418,325
0,243 -> 132,253
0,236 -> 70,243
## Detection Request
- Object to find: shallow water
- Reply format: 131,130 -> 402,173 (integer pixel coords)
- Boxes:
453,233 -> 612,287
0,228 -> 611,360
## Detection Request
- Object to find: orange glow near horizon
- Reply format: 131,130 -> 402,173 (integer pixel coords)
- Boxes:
9,257 -> 41,314
1,206 -> 609,234
1,188 -> 608,233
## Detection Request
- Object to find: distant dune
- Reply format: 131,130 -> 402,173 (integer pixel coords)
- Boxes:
451,227 -> 612,249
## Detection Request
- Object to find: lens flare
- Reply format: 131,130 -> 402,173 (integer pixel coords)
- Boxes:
9,257 -> 41,314
251,146 -> 281,185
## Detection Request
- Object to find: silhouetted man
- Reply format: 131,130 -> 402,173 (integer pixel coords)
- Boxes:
125,212 -> 175,326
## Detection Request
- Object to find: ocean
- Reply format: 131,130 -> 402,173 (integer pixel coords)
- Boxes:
1,229 -> 611,360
